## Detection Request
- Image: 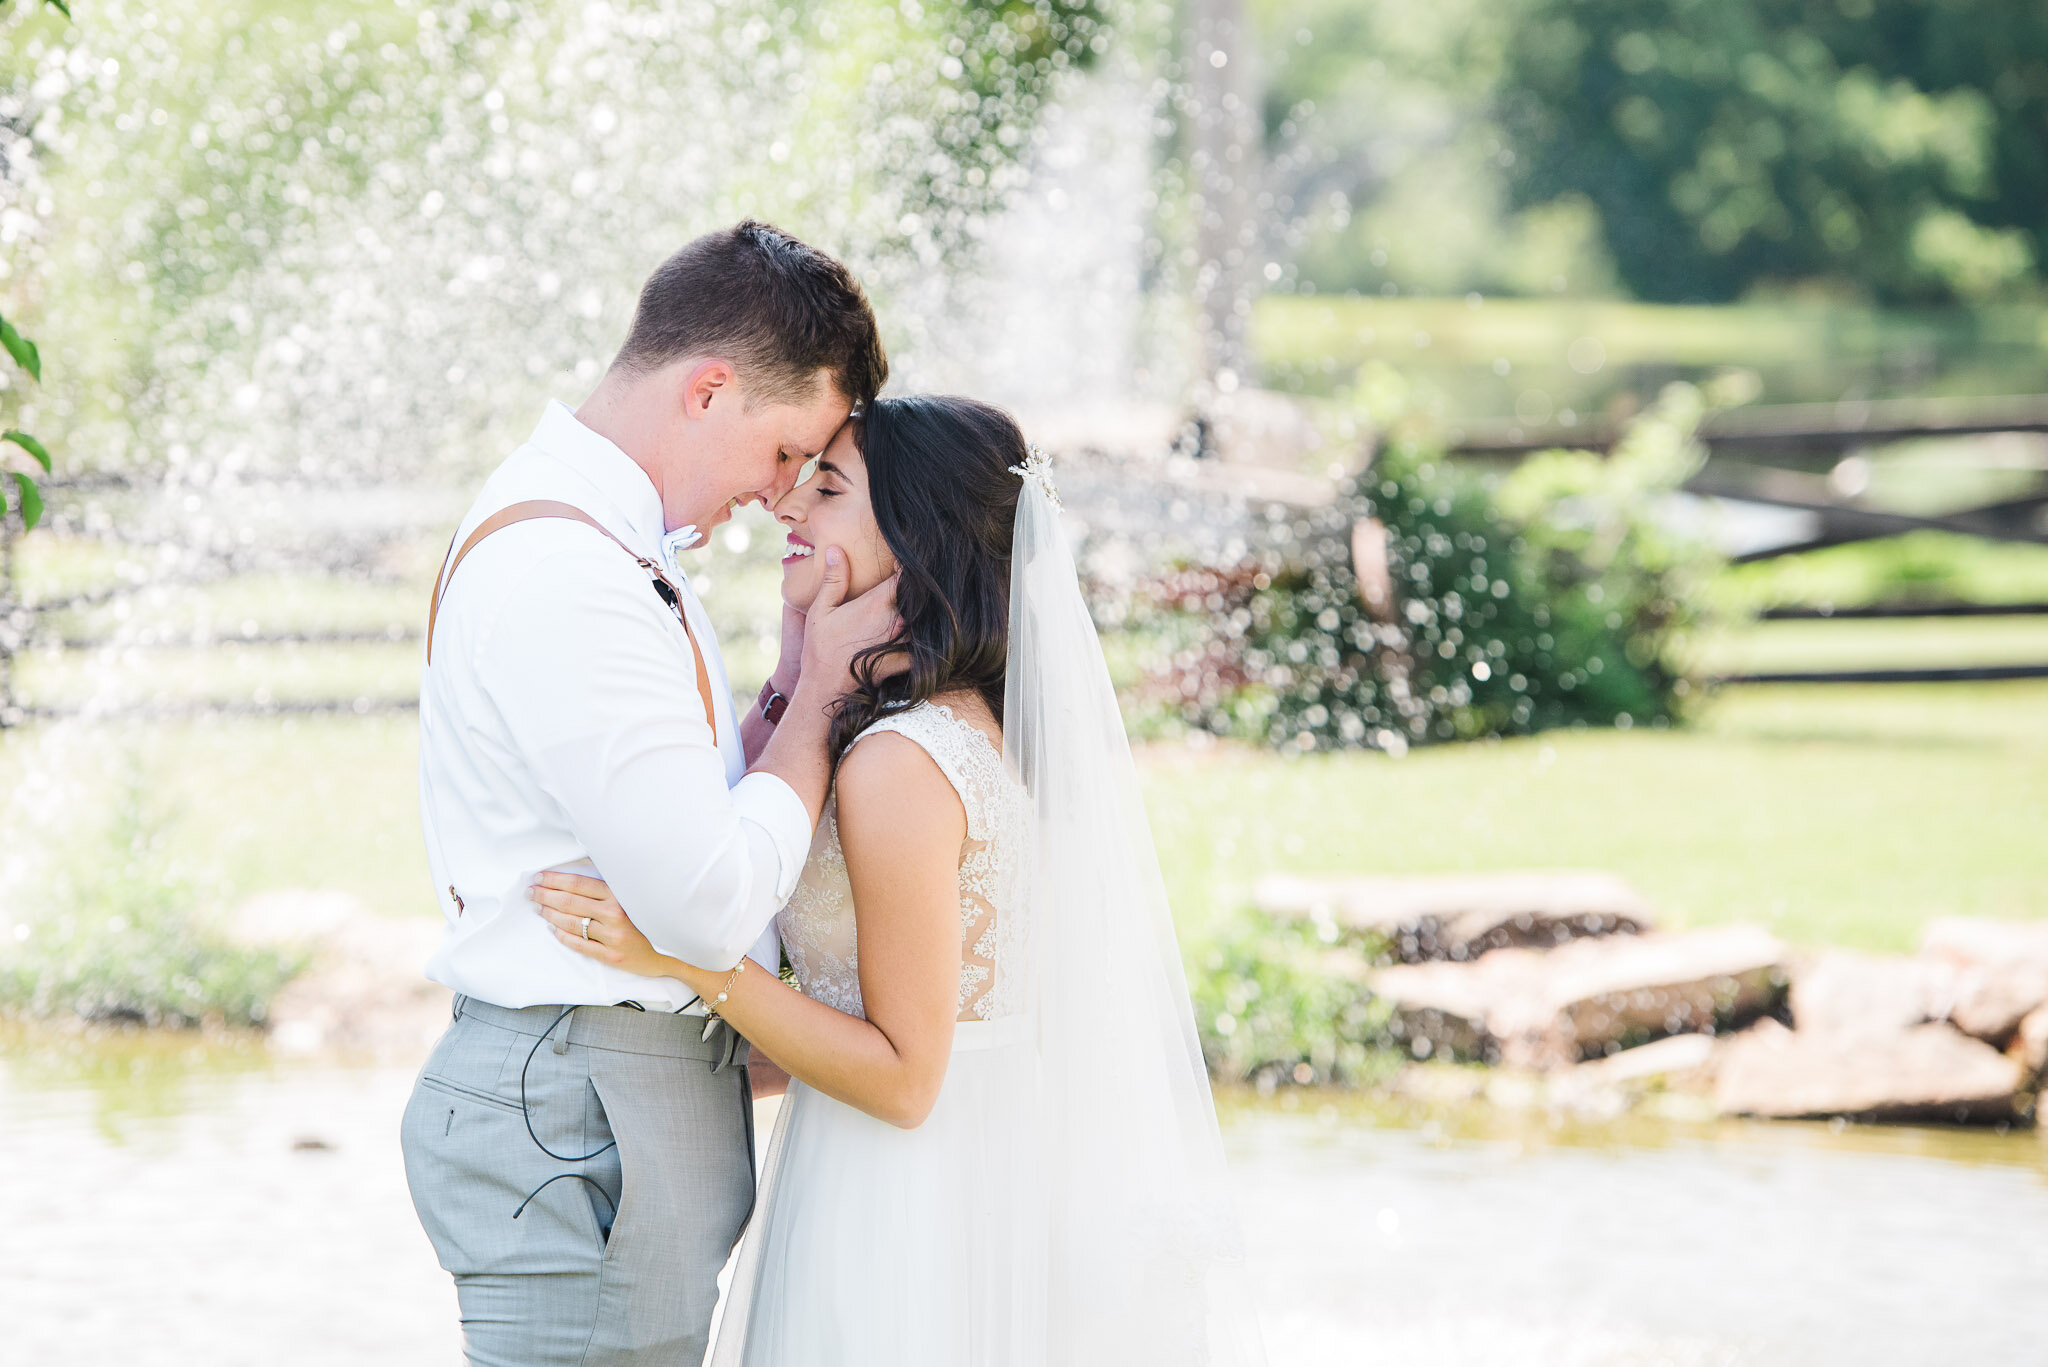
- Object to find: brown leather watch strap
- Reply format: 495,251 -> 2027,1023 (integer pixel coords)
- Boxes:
426,498 -> 718,747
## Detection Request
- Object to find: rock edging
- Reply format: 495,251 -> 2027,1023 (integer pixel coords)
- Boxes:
1262,873 -> 2048,1128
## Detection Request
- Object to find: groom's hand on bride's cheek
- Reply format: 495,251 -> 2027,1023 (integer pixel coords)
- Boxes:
801,551 -> 899,688
847,573 -> 907,679
863,599 -> 911,680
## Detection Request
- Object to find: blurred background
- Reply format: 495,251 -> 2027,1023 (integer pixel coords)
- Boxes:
1,0 -> 2045,1362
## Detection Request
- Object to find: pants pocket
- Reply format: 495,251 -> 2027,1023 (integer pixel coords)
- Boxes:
419,1072 -> 525,1116
401,1066 -> 608,1279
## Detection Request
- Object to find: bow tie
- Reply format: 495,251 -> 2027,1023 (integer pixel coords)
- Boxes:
658,525 -> 701,577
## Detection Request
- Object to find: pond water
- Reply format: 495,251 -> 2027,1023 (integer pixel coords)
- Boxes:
3,1032 -> 2045,1366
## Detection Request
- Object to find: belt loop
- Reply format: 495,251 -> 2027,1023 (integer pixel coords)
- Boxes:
711,1020 -> 740,1074
552,1005 -> 573,1055
451,993 -> 467,1021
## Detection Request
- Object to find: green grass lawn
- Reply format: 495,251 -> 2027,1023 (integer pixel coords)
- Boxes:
1689,615 -> 2048,675
3,671 -> 2040,956
1144,680 -> 2048,952
1253,293 -> 2048,420
0,712 -> 428,918
1712,532 -> 2048,613
5,538 -> 2042,956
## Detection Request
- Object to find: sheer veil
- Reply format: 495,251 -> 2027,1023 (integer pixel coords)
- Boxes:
1004,450 -> 1265,1365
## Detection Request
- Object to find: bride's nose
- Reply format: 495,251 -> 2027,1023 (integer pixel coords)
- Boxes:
771,487 -> 804,525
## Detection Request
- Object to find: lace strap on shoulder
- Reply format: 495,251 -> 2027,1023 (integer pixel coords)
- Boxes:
850,704 -> 994,842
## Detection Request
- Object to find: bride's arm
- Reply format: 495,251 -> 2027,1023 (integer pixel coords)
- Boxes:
531,732 -> 964,1130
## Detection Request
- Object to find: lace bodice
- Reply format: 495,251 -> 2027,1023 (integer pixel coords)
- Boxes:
777,701 -> 1027,1024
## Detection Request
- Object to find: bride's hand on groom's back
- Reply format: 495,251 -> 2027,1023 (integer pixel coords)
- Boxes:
529,871 -> 679,982
797,546 -> 902,697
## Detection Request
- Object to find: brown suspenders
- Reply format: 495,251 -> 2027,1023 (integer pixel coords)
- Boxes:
425,499 -> 719,747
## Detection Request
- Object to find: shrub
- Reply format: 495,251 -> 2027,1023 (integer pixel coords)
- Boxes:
1132,382 -> 1729,750
0,784 -> 304,1028
1185,907 -> 1400,1088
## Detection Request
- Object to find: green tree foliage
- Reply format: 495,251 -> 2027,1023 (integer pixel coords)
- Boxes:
1254,0 -> 1623,299
0,312 -> 50,528
0,0 -> 60,529
1497,0 -> 2048,303
21,0 -> 1107,491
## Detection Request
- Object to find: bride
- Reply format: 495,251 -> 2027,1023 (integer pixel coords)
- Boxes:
529,395 -> 1262,1365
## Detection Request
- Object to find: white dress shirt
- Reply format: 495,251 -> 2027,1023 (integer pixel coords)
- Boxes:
417,400 -> 810,1010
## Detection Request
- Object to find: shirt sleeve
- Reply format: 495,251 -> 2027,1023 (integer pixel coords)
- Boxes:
475,538 -> 815,971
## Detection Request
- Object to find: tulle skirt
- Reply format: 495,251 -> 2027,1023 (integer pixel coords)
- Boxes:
710,1016 -> 1048,1367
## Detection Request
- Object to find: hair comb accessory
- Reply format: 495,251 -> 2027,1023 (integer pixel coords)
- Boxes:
1008,443 -> 1061,511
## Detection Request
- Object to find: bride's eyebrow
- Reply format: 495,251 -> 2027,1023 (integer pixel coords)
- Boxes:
815,459 -> 845,479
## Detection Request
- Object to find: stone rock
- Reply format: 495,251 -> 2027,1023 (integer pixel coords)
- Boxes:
2014,1005 -> 2048,1085
1919,918 -> 2048,1046
1547,1034 -> 1719,1119
1496,926 -> 1787,1068
1370,926 -> 1785,1068
231,890 -> 450,1062
1571,1032 -> 1718,1088
1257,871 -> 1654,964
1921,918 -> 2048,970
1947,965 -> 2048,1047
1787,950 -> 1950,1036
1714,1021 -> 2030,1125
1366,956 -> 1499,1062
1384,1063 -> 1489,1107
1736,1016 -> 1794,1045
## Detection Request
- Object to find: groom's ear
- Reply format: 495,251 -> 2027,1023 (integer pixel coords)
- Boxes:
680,358 -> 736,417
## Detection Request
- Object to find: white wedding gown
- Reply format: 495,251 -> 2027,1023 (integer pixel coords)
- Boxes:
712,457 -> 1262,1366
709,700 -> 1048,1366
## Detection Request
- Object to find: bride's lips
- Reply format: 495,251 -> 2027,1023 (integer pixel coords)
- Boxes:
782,533 -> 815,566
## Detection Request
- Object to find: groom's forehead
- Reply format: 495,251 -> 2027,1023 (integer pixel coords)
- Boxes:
784,392 -> 853,454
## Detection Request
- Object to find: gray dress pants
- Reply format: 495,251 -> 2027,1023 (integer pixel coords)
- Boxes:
400,996 -> 754,1367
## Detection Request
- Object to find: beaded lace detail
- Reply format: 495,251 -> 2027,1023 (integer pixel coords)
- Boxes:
777,702 -> 1027,1024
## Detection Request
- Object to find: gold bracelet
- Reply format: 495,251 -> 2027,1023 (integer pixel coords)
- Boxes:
705,957 -> 747,1021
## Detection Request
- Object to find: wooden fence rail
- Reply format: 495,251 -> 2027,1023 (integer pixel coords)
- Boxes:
1452,393 -> 2048,686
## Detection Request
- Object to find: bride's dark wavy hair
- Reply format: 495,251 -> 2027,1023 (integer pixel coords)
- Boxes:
828,394 -> 1027,762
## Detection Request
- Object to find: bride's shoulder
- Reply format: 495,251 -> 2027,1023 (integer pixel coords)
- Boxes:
852,693 -> 998,751
841,693 -> 1002,818
920,691 -> 1004,753
834,722 -> 969,845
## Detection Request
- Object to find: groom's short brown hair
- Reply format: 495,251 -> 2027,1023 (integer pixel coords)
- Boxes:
614,220 -> 887,409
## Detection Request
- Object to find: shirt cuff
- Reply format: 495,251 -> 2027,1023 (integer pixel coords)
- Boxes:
731,770 -> 814,903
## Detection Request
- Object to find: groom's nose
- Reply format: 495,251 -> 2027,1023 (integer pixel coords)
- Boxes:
773,459 -> 806,500
763,469 -> 800,507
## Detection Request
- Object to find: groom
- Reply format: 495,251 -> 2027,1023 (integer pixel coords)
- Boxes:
400,221 -> 892,1366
